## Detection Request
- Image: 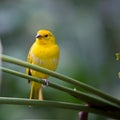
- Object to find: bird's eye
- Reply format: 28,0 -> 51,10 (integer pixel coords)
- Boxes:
45,34 -> 48,38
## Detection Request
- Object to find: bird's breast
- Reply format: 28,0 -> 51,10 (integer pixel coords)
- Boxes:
29,50 -> 59,70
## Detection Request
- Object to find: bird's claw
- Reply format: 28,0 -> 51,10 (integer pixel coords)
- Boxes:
42,79 -> 49,87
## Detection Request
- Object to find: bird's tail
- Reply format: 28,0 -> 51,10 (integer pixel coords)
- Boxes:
30,81 -> 43,100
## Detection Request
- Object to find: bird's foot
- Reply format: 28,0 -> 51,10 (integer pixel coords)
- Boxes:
42,79 -> 49,87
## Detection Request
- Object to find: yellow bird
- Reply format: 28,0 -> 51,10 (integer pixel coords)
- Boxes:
26,29 -> 60,100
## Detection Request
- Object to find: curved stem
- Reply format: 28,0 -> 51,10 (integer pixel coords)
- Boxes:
1,54 -> 120,108
0,97 -> 119,119
1,66 -> 120,110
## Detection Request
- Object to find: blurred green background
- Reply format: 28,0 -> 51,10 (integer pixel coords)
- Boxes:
0,0 -> 120,119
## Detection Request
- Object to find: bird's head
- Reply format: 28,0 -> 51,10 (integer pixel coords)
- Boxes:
35,29 -> 56,45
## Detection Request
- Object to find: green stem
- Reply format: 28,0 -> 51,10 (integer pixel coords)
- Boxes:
1,55 -> 120,107
1,66 -> 120,110
0,97 -> 119,119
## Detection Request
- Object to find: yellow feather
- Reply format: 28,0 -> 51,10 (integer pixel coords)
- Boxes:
26,29 -> 60,100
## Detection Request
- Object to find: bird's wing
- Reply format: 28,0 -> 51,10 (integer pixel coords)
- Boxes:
26,49 -> 32,83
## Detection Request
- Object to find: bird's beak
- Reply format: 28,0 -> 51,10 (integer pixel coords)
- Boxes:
36,34 -> 41,38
